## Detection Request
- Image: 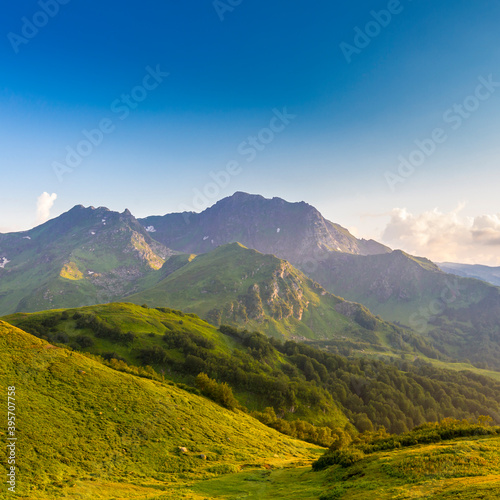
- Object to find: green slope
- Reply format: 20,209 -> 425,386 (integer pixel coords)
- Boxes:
0,205 -> 173,316
192,428 -> 500,499
306,250 -> 500,370
4,303 -> 500,439
312,419 -> 500,500
3,303 -> 350,432
0,319 -> 321,499
124,243 -> 400,345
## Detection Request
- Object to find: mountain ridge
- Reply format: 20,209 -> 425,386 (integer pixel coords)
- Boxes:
438,261 -> 500,287
125,242 -> 397,343
4,193 -> 500,371
139,192 -> 391,265
0,205 -> 176,315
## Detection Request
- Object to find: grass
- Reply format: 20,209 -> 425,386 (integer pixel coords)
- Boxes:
192,465 -> 329,499
5,302 -> 500,438
3,314 -> 500,499
315,431 -> 500,499
125,242 -> 396,344
0,319 -> 322,499
3,302 -> 350,430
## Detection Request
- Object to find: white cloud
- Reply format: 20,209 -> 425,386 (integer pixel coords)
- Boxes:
36,192 -> 57,224
381,205 -> 500,265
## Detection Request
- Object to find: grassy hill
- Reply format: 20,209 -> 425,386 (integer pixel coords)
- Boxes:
191,423 -> 500,499
124,243 -> 407,346
311,419 -> 500,499
0,205 -> 173,316
3,302 -> 350,432
4,303 -> 500,438
0,319 -> 321,499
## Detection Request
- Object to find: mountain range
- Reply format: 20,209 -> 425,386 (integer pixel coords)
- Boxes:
438,262 -> 500,287
2,192 -> 500,369
3,192 -> 500,499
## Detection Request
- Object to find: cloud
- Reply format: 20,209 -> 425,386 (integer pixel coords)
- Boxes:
36,192 -> 57,224
381,205 -> 500,265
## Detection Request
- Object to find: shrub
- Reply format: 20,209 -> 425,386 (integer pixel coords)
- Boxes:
184,355 -> 207,374
360,418 -> 500,454
319,486 -> 346,500
219,325 -> 239,338
75,335 -> 94,348
102,352 -> 127,363
312,449 -> 365,471
52,332 -> 69,344
354,308 -> 376,331
196,373 -> 239,410
138,345 -> 170,364
42,316 -> 59,328
155,307 -> 173,314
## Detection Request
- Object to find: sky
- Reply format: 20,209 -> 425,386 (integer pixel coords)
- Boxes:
2,0 -> 500,264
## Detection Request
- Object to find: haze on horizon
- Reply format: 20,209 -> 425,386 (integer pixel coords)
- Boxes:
2,0 -> 500,265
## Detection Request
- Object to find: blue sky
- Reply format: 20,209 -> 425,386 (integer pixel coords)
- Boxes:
2,0 -> 500,263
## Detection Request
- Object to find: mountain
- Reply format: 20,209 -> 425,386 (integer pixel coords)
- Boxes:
303,249 -> 451,321
0,318 -> 320,499
0,205 -> 174,315
438,262 -> 500,287
303,249 -> 500,370
137,194 -> 500,370
124,242 -> 403,345
138,192 -> 391,266
4,193 -> 500,372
